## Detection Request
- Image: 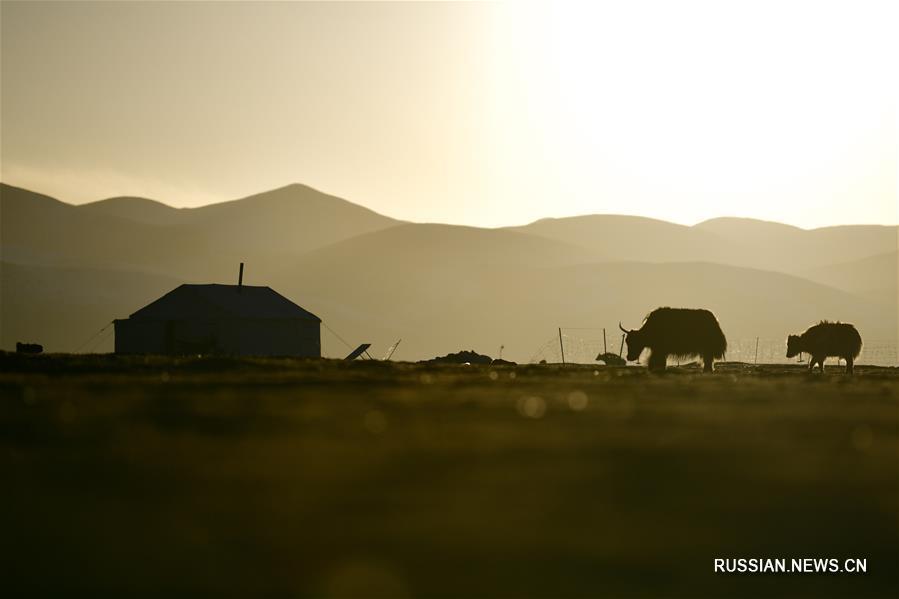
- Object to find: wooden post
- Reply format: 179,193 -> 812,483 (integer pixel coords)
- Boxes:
619,333 -> 625,357
754,337 -> 759,365
603,328 -> 607,354
558,328 -> 566,365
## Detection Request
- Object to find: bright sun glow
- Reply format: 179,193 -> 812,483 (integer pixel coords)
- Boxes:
1,0 -> 895,228
485,0 -> 897,227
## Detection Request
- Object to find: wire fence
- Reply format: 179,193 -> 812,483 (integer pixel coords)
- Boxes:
725,337 -> 898,367
530,329 -> 626,365
530,330 -> 899,367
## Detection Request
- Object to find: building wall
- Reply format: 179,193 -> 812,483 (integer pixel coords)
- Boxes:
115,318 -> 320,357
221,318 -> 320,357
114,319 -> 167,354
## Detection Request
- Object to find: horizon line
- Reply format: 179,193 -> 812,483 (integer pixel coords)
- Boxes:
1,179 -> 896,232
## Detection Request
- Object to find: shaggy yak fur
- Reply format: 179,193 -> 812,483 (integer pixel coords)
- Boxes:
620,307 -> 727,373
786,321 -> 862,374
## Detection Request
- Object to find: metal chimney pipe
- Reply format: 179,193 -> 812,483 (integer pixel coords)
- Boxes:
238,262 -> 244,290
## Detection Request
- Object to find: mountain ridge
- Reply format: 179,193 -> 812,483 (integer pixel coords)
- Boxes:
7,181 -> 896,233
1,182 -> 895,360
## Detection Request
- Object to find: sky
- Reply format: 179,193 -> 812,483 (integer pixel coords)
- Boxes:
1,0 -> 896,229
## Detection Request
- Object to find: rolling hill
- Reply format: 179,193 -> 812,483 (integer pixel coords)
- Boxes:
1,261 -> 183,353
1,183 -> 895,361
2,182 -> 401,281
508,215 -> 734,264
278,226 -> 894,361
694,217 -> 898,271
802,251 -> 898,308
78,196 -> 188,225
514,214 -> 898,274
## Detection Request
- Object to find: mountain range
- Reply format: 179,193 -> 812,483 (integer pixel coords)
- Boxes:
1,182 -> 896,362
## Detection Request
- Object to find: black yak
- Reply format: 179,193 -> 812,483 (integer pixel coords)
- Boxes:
786,321 -> 862,374
620,307 -> 727,372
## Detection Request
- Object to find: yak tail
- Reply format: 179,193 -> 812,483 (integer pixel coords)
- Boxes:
850,329 -> 863,359
713,330 -> 728,359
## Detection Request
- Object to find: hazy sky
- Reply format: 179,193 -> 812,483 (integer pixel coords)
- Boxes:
2,1 -> 896,228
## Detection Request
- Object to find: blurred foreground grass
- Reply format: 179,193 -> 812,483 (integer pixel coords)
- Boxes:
1,354 -> 897,598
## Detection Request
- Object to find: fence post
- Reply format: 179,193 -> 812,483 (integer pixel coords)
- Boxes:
558,328 -> 566,365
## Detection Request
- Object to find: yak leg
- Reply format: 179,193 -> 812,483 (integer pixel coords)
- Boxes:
845,356 -> 854,374
648,351 -> 667,372
809,356 -> 825,372
703,353 -> 714,373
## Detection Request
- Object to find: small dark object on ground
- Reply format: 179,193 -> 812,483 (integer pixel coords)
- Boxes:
491,358 -> 517,366
595,352 -> 625,366
16,342 -> 43,354
423,350 -> 492,365
344,343 -> 371,361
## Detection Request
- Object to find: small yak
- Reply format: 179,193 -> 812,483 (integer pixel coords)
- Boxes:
620,307 -> 727,373
786,321 -> 862,374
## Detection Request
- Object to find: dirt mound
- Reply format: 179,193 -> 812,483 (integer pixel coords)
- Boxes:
423,350 -> 492,365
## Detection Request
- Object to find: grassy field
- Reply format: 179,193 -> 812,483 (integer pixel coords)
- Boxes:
1,354 -> 897,598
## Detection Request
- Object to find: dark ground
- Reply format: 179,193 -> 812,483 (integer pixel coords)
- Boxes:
1,353 -> 897,598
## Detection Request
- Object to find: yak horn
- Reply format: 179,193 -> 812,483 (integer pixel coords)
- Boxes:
619,322 -> 629,333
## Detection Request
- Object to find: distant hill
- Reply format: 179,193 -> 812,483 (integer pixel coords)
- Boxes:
694,217 -> 897,271
1,184 -> 204,276
508,215 -> 732,264
277,225 -> 894,362
802,251 -> 898,308
693,216 -> 803,238
137,183 -> 402,257
79,196 -> 187,225
514,214 -> 898,290
1,261 -> 182,352
1,183 -> 895,360
79,183 -> 400,246
2,182 -> 400,282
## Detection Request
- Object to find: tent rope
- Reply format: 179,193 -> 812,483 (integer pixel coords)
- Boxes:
322,322 -> 354,350
73,321 -> 114,353
84,326 -> 115,353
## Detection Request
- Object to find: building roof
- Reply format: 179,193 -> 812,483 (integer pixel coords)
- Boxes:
128,284 -> 321,321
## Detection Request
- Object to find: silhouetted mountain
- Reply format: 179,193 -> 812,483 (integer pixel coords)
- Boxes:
515,214 -> 898,277
1,261 -> 183,352
694,216 -> 803,237
803,251 -> 898,308
509,215 -> 733,263
157,183 -> 402,256
2,183 -> 895,360
2,182 -> 400,282
80,196 -> 185,225
1,184 -> 204,276
694,217 -> 897,271
276,225 -> 894,361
